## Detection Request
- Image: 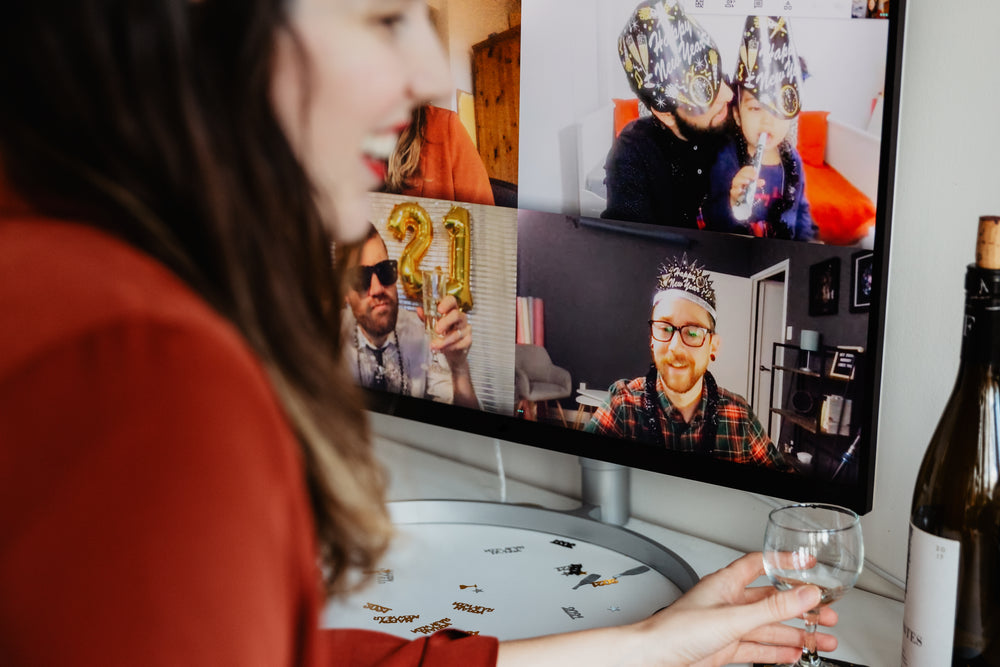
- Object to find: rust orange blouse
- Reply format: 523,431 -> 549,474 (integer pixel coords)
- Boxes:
0,212 -> 497,666
400,106 -> 495,206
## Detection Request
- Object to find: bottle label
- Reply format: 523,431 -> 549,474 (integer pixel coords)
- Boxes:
901,522 -> 961,666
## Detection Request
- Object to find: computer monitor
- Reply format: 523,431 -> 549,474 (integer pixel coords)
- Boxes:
346,0 -> 904,515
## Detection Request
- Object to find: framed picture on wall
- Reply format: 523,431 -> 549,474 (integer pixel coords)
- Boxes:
850,251 -> 874,313
809,258 -> 840,316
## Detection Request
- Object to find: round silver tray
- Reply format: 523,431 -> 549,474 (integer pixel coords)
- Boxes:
323,500 -> 699,640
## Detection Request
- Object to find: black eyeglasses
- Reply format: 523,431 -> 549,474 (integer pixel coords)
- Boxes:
649,320 -> 713,347
351,259 -> 398,292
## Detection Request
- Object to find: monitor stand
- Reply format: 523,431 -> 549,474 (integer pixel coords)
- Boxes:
572,457 -> 631,526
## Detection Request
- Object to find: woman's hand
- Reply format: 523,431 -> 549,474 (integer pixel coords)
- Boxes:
497,552 -> 839,667
633,552 -> 838,666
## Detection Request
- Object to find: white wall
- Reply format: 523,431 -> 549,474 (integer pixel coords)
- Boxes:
517,0 -> 602,213
864,0 -> 1000,588
375,0 -> 1000,597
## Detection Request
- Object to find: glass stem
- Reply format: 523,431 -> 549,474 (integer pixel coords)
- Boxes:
799,608 -> 822,666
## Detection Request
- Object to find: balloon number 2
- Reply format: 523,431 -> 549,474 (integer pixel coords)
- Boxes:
386,202 -> 474,312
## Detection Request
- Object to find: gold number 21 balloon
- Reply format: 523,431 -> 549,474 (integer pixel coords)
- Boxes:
387,202 -> 434,301
385,202 -> 473,312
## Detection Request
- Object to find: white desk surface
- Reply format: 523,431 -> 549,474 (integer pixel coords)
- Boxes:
576,388 -> 610,405
373,438 -> 903,667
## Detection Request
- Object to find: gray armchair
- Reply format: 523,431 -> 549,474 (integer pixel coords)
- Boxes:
514,344 -> 572,426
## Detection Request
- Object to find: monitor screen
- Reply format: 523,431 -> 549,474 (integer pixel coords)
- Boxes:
341,0 -> 904,514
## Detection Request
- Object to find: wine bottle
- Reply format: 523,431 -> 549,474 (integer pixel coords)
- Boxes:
902,216 -> 1000,666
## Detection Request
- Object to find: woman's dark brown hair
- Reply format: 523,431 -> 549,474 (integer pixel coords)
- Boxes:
0,0 -> 391,597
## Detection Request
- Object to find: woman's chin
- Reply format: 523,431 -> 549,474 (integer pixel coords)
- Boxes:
323,191 -> 371,243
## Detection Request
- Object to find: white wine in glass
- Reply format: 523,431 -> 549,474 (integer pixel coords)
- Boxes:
763,503 -> 863,667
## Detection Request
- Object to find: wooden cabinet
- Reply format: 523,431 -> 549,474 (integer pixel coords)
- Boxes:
472,25 -> 520,186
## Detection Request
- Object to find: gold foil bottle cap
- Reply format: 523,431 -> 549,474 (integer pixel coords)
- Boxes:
976,216 -> 1000,269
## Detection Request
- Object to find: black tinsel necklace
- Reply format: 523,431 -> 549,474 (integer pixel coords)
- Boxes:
642,365 -> 719,453
353,327 -> 408,396
735,131 -> 800,239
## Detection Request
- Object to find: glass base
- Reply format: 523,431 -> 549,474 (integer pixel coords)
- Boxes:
754,657 -> 867,667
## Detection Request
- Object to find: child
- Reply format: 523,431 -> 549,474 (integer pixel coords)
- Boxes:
701,15 -> 817,241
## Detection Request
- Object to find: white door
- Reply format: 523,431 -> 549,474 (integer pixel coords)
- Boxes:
747,262 -> 789,441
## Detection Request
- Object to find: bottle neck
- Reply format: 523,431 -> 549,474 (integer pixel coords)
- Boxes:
959,265 -> 1000,368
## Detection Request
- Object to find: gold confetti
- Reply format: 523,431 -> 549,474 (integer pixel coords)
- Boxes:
373,614 -> 419,624
412,618 -> 453,635
452,602 -> 495,615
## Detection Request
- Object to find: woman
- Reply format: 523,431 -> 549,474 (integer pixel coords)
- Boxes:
382,104 -> 495,206
0,1 -> 836,665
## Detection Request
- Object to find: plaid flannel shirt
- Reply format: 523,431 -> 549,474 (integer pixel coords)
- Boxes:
584,374 -> 786,469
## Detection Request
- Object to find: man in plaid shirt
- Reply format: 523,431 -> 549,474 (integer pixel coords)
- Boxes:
585,256 -> 786,469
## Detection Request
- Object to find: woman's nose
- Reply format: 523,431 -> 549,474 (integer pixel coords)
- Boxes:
405,13 -> 452,103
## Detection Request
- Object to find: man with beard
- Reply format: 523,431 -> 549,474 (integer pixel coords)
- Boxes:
601,1 -> 734,228
340,223 -> 479,409
586,256 -> 785,469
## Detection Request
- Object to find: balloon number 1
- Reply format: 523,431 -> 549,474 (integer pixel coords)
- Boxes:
441,207 -> 473,312
386,202 -> 474,312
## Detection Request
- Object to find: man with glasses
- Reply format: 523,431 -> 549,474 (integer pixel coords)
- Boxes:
586,256 -> 785,468
338,223 -> 479,409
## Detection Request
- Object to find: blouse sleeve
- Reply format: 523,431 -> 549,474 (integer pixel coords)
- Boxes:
444,110 -> 495,206
326,629 -> 499,666
0,313 -> 324,666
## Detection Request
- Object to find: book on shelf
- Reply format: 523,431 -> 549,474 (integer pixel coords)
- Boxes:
819,395 -> 852,435
516,296 -> 545,347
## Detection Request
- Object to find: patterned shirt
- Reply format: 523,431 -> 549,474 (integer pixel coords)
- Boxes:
584,373 -> 786,469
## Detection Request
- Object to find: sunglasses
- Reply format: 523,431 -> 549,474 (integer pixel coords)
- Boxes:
351,259 -> 398,292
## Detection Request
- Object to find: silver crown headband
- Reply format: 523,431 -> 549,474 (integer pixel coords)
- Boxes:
652,256 -> 717,322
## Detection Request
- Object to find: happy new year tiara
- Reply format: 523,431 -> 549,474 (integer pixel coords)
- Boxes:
653,255 -> 717,321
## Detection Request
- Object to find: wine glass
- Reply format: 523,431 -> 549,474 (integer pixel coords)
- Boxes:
421,267 -> 447,339
763,503 -> 863,667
